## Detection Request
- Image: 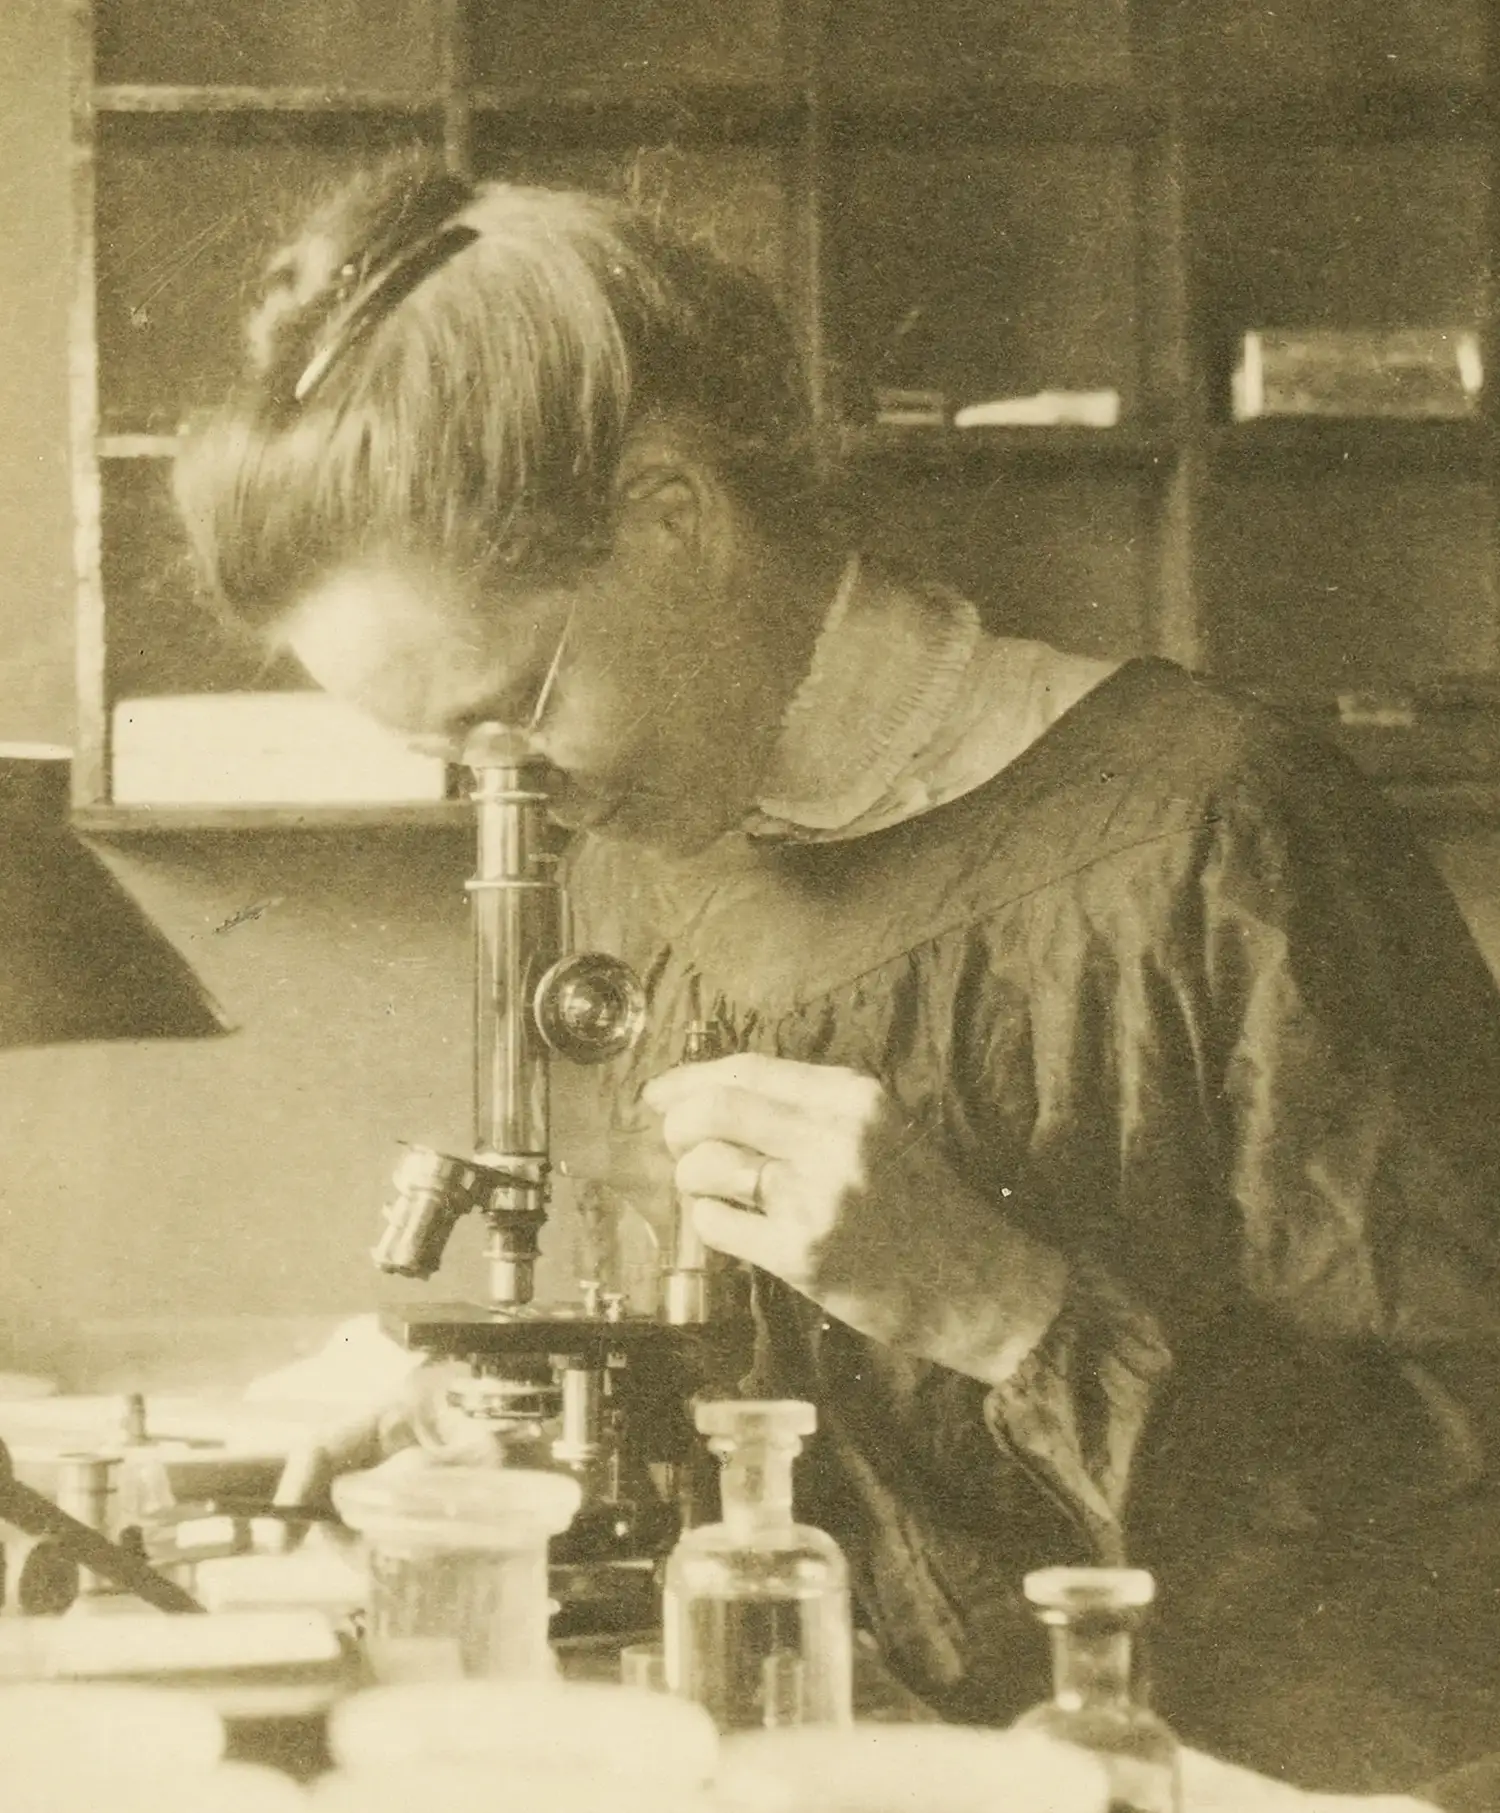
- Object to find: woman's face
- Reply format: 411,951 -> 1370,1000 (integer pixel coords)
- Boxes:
278,505 -> 806,853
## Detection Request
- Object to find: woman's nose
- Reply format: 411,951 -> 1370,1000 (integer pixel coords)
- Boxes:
404,730 -> 466,759
457,721 -> 548,769
405,720 -> 544,764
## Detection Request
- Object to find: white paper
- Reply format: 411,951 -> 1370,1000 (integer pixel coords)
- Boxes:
954,389 -> 1121,429
111,694 -> 447,807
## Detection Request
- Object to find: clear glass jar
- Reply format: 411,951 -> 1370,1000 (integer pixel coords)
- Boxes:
332,1461 -> 580,1683
1011,1567 -> 1181,1813
663,1400 -> 852,1732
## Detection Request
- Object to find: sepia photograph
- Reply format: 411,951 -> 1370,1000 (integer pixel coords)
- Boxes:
2,2 -> 1500,1808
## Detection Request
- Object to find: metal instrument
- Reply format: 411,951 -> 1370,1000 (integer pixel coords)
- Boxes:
0,1436 -> 202,1614
371,725 -> 729,1632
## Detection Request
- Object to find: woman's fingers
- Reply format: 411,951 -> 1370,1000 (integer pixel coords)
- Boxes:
674,1137 -> 774,1208
645,1053 -> 877,1116
658,1082 -> 806,1162
689,1195 -> 785,1270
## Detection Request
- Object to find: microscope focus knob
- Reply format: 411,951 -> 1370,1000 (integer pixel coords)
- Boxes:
533,952 -> 646,1064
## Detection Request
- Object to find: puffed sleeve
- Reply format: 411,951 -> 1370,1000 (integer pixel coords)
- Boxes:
1198,744 -> 1500,1353
983,727 -> 1500,1549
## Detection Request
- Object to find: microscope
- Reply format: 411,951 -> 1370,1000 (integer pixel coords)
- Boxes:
370,725 -> 737,1634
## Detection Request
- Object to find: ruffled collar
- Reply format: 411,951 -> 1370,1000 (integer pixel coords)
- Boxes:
748,555 -> 981,836
746,557 -> 1121,843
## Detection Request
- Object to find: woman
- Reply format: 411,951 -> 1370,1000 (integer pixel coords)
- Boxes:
175,154 -> 1500,1792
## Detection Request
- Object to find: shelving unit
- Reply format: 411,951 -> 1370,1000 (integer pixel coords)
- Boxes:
69,801 -> 474,834
68,0 -> 1498,828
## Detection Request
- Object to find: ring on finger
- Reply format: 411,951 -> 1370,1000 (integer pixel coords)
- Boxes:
750,1155 -> 773,1212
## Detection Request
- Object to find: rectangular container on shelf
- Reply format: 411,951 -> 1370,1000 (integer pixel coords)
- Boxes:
1232,327 -> 1483,420
873,387 -> 949,427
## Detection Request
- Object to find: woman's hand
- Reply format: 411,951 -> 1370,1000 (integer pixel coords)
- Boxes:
642,1053 -> 1064,1385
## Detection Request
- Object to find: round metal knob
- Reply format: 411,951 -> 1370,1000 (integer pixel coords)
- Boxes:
533,952 -> 646,1064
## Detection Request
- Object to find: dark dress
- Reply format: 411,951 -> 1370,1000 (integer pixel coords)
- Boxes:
563,657 -> 1500,1793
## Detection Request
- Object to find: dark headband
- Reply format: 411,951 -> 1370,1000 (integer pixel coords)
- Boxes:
290,221 -> 482,406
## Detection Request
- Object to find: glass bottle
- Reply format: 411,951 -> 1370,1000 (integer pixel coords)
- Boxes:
332,1462 -> 582,1684
662,1399 -> 853,1732
1012,1567 -> 1181,1813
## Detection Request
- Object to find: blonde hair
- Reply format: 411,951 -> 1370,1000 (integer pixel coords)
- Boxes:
174,152 -> 813,635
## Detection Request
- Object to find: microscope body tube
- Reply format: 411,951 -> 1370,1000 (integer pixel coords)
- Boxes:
374,719 -> 644,1295
469,746 -> 561,1306
373,731 -> 717,1614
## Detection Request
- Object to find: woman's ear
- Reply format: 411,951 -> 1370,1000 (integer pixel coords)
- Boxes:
617,467 -> 701,553
611,425 -> 730,569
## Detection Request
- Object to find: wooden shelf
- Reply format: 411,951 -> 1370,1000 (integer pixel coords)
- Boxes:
840,424 -> 1178,471
103,78 -> 1485,144
1388,780 -> 1500,822
68,1 -> 1500,823
94,84 -> 442,114
1209,417 -> 1494,474
469,81 -> 799,146
73,801 -> 475,835
1191,85 -> 1493,144
822,82 -> 1158,144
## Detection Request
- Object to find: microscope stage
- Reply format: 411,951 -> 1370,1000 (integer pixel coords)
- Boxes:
381,1302 -> 685,1363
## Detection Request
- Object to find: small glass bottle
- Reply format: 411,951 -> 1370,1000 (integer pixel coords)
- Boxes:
662,1399 -> 852,1732
1012,1567 -> 1181,1813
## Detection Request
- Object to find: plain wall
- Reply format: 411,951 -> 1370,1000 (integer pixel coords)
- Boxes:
0,0 -> 76,744
0,830 -> 492,1383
